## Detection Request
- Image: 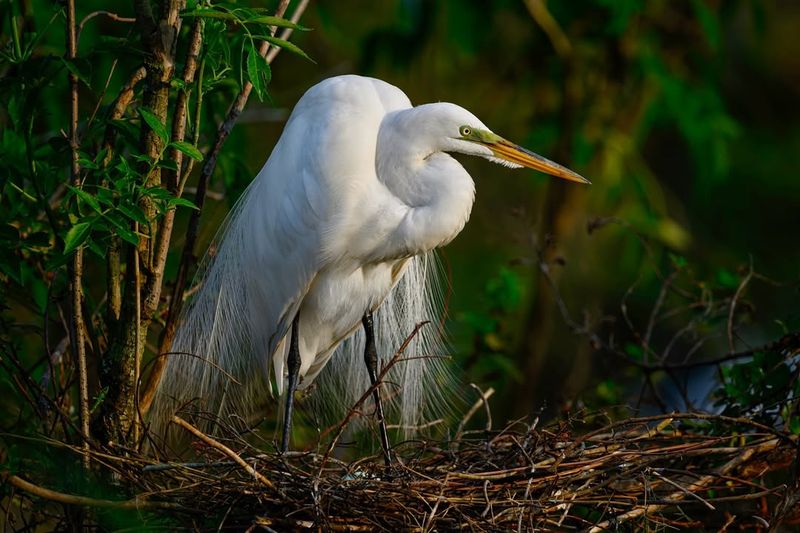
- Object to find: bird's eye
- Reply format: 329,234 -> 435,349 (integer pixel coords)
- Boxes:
459,126 -> 472,137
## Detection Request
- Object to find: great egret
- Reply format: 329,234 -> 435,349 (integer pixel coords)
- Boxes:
148,75 -> 588,458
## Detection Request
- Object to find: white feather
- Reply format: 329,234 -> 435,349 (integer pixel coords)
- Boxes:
147,74 -> 524,446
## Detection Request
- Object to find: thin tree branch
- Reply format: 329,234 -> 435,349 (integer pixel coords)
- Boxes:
3,473 -> 189,511
77,11 -> 136,43
170,415 -> 277,492
142,17 -> 205,325
65,0 -> 90,467
727,259 -> 753,354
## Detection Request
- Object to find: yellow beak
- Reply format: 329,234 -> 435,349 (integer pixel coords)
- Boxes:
490,138 -> 590,184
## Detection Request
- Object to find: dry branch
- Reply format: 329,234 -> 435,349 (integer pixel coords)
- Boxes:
170,415 -> 277,492
64,0 -> 90,466
3,473 -> 188,512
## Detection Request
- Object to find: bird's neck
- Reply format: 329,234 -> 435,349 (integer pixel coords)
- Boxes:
375,109 -> 476,255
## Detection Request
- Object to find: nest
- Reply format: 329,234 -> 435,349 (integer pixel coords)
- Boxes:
5,412 -> 798,531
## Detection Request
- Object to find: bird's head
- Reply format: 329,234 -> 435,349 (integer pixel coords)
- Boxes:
425,103 -> 590,185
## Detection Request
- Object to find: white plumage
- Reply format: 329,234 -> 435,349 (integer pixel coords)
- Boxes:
148,75 -> 587,449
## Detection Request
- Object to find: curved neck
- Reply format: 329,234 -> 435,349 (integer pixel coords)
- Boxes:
375,108 -> 476,256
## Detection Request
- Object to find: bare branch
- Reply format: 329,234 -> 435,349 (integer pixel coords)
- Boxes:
3,473 -> 188,511
727,259 -> 753,354
77,11 -> 135,44
65,0 -> 90,466
170,415 -> 278,492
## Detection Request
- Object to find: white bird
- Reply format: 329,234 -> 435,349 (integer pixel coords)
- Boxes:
148,75 -> 588,459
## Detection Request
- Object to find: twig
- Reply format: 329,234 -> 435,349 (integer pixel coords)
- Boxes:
3,473 -> 189,511
650,468 -> 715,510
727,259 -> 753,354
77,10 -> 135,42
133,224 -> 142,444
265,0 -> 310,64
170,415 -> 277,492
422,473 -> 449,532
455,386 -> 495,442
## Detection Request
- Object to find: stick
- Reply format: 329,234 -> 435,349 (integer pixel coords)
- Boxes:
170,415 -> 277,492
4,473 -> 188,511
454,386 -> 495,442
65,0 -> 91,468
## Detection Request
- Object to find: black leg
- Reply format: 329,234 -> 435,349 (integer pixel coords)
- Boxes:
281,313 -> 301,453
362,312 -> 392,465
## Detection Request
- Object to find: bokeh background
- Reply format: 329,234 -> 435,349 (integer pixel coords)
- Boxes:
199,0 -> 800,422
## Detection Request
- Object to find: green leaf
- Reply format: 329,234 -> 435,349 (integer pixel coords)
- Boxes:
139,108 -> 169,143
103,214 -> 140,246
60,58 -> 92,88
252,35 -> 313,62
716,268 -> 739,289
77,158 -> 99,170
90,387 -> 108,414
95,187 -> 114,207
668,253 -> 687,269
63,221 -> 91,254
69,186 -> 103,214
624,342 -> 644,362
246,43 -> 265,100
247,16 -> 309,31
117,204 -> 148,225
170,141 -> 203,161
169,197 -> 199,210
181,8 -> 237,20
142,186 -> 172,201
87,239 -> 106,259
158,159 -> 179,172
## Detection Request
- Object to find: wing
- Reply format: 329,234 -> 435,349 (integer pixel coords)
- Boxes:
150,76 -> 413,435
254,76 -> 413,392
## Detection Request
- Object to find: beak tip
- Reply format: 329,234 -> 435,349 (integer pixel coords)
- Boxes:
566,170 -> 591,185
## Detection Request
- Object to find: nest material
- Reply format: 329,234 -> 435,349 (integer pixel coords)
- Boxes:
9,412 -> 796,531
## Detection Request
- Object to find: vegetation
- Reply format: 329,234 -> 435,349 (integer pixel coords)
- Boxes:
1,0 -> 798,529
